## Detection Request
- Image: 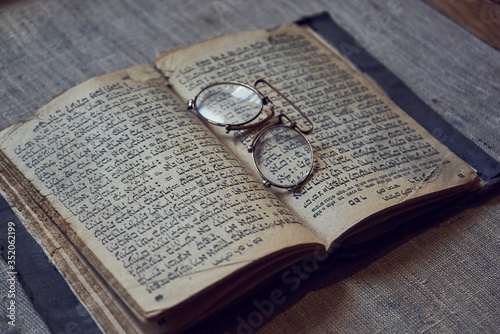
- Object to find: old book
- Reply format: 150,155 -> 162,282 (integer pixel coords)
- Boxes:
0,14 -> 494,334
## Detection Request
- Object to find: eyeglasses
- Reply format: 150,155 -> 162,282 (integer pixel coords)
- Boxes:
187,79 -> 314,190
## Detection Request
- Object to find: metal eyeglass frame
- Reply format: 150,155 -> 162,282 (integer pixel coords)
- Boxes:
187,78 -> 314,190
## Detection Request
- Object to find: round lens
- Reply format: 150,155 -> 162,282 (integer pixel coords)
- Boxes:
195,83 -> 263,126
253,126 -> 313,188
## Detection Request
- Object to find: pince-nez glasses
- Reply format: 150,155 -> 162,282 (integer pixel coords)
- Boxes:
187,79 -> 314,190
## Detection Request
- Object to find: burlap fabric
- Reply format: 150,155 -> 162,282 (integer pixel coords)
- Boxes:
1,0 -> 498,333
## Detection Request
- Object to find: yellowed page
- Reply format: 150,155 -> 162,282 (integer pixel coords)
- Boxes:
0,65 -> 320,319
156,24 -> 479,245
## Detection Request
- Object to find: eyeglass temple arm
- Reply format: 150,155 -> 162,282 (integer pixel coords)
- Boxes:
254,78 -> 313,134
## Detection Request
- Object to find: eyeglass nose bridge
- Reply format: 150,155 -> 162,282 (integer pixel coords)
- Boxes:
254,78 -> 313,135
222,97 -> 275,133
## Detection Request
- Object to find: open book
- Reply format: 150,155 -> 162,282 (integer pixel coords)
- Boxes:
0,14 -> 490,334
